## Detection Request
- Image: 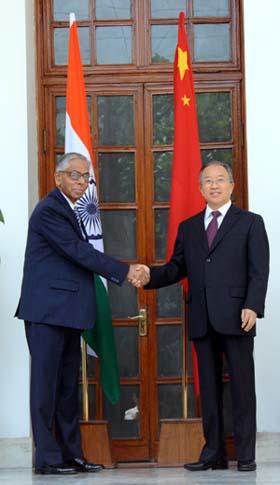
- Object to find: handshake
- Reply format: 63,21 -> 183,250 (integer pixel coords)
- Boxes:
127,264 -> 150,288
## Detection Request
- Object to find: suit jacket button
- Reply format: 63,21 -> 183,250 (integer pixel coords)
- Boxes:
206,258 -> 211,263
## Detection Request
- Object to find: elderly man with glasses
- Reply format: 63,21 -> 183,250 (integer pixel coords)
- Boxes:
16,152 -> 148,475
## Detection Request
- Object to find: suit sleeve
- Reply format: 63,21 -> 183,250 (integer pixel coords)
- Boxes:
145,222 -> 187,290
244,214 -> 269,317
32,205 -> 129,285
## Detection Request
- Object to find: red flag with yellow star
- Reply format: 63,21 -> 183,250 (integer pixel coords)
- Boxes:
167,12 -> 204,258
167,12 -> 205,397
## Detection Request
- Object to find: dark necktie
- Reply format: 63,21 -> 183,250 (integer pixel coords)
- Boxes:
74,207 -> 87,240
206,210 -> 221,247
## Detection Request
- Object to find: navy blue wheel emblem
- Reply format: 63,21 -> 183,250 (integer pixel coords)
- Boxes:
76,177 -> 103,240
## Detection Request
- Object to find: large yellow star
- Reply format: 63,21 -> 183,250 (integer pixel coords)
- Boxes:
178,47 -> 189,80
182,95 -> 190,106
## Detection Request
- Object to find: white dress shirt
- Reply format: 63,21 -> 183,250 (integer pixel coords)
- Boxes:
204,200 -> 232,230
60,190 -> 75,210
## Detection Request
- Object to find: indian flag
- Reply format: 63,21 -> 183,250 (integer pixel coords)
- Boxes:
65,12 -> 120,404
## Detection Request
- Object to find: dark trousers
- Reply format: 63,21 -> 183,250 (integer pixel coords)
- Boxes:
25,322 -> 83,467
194,328 -> 256,463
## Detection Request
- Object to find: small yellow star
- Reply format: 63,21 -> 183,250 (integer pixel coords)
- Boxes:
182,95 -> 190,106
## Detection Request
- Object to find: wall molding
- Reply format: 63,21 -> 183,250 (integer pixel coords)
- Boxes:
256,432 -> 280,462
0,438 -> 32,468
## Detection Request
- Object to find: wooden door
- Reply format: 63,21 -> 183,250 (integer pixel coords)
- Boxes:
43,79 -> 242,461
91,85 -> 150,461
37,0 -> 246,463
44,82 -> 189,461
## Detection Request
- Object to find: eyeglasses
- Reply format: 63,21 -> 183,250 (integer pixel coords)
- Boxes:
202,177 -> 231,187
59,170 -> 90,183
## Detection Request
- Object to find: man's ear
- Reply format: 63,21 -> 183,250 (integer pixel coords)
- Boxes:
54,172 -> 61,188
200,185 -> 205,199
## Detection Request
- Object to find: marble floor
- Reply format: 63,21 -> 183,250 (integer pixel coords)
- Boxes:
0,463 -> 280,485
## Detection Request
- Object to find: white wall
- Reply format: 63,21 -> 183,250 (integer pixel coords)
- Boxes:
0,0 -> 37,439
244,0 -> 280,431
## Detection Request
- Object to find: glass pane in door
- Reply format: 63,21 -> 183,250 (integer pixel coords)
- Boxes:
54,27 -> 90,65
193,24 -> 231,62
104,385 -> 140,438
151,0 -> 187,18
108,280 -> 138,319
98,152 -> 135,202
157,325 -> 183,377
96,27 -> 132,64
158,384 -> 182,420
96,0 -> 131,19
114,326 -> 139,378
201,148 -> 232,165
98,96 -> 134,145
196,92 -> 232,142
193,0 -> 230,17
101,209 -> 136,259
153,151 -> 172,202
151,25 -> 177,63
155,208 -> 169,259
157,284 -> 183,318
153,94 -> 174,144
53,0 -> 89,20
55,96 -> 91,146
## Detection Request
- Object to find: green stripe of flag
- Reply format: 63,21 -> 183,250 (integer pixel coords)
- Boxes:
83,275 -> 120,404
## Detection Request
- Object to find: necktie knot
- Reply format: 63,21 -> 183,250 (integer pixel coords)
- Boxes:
211,210 -> 221,219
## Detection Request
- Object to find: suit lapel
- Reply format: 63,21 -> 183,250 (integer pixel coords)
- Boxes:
208,204 -> 242,253
49,188 -> 83,239
194,210 -> 209,254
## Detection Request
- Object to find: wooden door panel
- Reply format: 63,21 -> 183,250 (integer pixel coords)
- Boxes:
41,79 -> 245,461
43,83 -> 151,460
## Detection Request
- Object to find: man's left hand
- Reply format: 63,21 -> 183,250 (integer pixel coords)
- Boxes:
241,308 -> 257,332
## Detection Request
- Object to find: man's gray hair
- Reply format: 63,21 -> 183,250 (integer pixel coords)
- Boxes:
199,160 -> 234,185
56,152 -> 90,172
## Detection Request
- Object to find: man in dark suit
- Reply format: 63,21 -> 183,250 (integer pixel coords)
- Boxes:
16,152 -> 148,475
135,161 -> 269,472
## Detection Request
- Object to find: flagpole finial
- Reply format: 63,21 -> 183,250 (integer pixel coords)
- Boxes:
70,12 -> 76,26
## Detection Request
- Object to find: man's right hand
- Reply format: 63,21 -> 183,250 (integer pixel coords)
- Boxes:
127,264 -> 150,288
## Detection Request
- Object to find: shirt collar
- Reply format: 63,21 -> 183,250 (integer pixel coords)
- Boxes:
205,200 -> 232,219
60,190 -> 76,210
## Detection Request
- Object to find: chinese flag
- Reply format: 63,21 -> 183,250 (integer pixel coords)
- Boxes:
166,12 -> 205,397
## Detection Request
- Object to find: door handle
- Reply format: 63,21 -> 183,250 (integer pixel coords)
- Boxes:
128,308 -> 148,336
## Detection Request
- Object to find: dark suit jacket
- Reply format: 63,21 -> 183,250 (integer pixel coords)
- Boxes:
146,205 -> 269,339
16,188 -> 128,330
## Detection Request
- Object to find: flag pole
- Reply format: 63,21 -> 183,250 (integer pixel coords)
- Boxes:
81,339 -> 89,421
182,297 -> 188,419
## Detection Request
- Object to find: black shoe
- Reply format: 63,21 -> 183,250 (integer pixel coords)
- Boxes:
67,457 -> 104,473
184,460 -> 228,471
34,463 -> 77,475
238,460 -> 256,472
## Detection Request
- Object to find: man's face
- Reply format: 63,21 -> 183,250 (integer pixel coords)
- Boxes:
200,164 -> 234,209
54,158 -> 89,203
